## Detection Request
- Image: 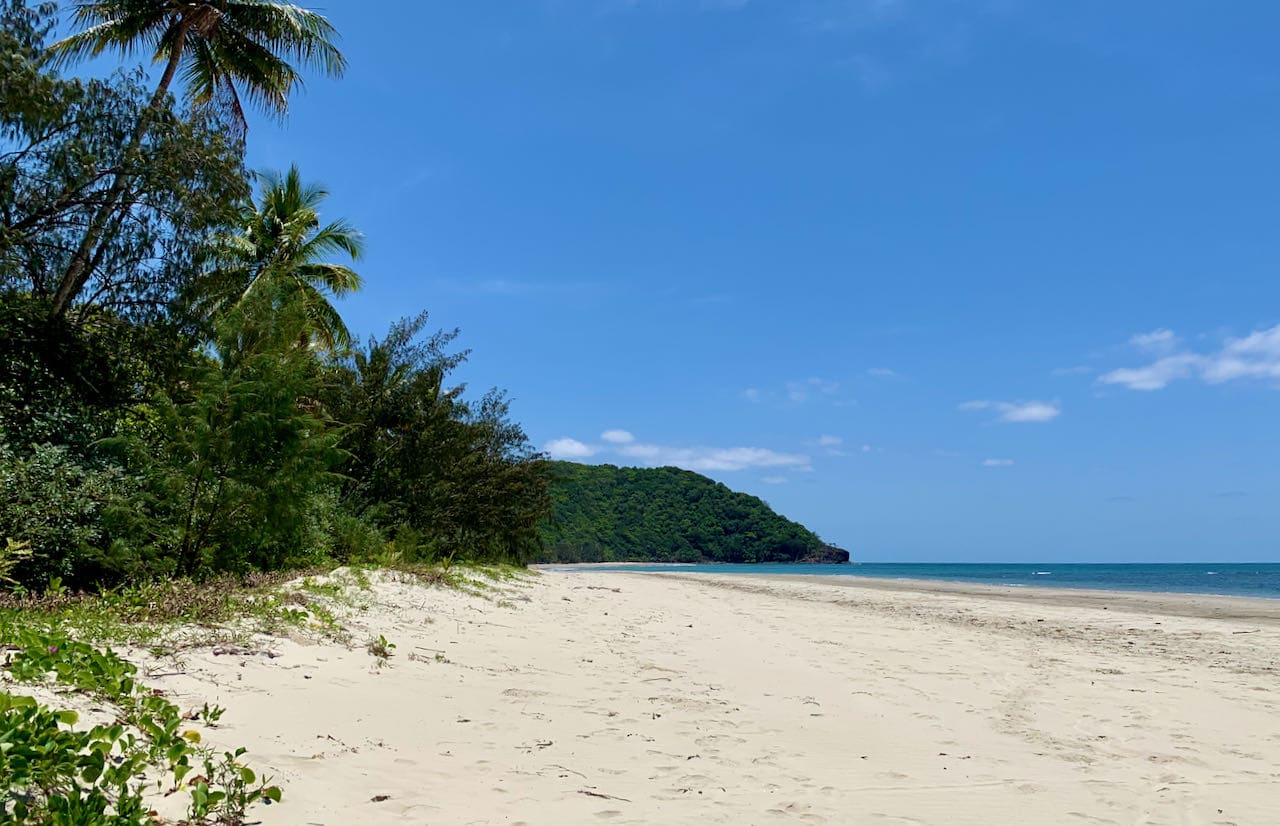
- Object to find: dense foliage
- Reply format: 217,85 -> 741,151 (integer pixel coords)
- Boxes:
0,1 -> 551,592
537,462 -> 846,564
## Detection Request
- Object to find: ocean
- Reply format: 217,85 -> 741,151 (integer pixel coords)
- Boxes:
567,562 -> 1280,599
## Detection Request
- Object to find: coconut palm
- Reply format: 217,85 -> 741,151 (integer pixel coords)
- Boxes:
46,0 -> 346,317
195,165 -> 363,350
49,0 -> 345,121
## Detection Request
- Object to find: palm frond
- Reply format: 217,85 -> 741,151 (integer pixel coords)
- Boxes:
293,262 -> 363,296
297,219 -> 364,262
46,12 -> 167,64
224,0 -> 346,77
205,22 -> 299,116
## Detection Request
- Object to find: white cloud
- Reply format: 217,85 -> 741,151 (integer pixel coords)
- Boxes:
742,387 -> 761,403
1131,328 -> 1180,354
1099,324 -> 1280,391
761,476 -> 788,485
960,399 -> 1061,423
618,443 -> 811,473
861,444 -> 873,453
817,434 -> 844,447
1098,354 -> 1200,391
982,458 -> 1015,468
866,367 -> 897,377
544,438 -> 597,460
549,428 -> 812,473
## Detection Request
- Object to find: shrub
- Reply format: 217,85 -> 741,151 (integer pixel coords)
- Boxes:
0,442 -> 147,589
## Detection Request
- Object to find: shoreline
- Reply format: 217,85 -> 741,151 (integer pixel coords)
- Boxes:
662,571 -> 1280,622
538,563 -> 1280,617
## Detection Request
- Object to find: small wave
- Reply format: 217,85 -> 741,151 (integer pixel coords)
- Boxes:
1032,571 -> 1052,575
1205,571 -> 1218,575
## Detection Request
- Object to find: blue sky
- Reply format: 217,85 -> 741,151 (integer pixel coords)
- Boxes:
107,1 -> 1280,560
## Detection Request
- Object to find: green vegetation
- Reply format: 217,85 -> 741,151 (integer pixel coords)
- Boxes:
1,627 -> 281,823
0,1 -> 550,593
0,3 -> 550,820
537,462 -> 849,564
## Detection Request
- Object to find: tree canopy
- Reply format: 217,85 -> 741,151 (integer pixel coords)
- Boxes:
0,1 -> 551,590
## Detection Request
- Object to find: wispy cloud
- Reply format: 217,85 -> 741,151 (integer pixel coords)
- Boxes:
1099,324 -> 1280,391
960,399 -> 1061,423
811,434 -> 851,456
762,475 -> 789,485
865,367 -> 897,378
546,431 -> 812,473
745,377 -> 853,407
618,443 -> 811,472
787,377 -> 841,403
1131,328 -> 1180,355
982,458 -> 1015,467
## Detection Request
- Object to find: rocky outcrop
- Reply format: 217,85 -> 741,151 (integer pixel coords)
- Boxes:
799,545 -> 851,564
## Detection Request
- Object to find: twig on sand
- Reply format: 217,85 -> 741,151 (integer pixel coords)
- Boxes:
211,645 -> 280,658
579,789 -> 631,802
549,764 -> 587,778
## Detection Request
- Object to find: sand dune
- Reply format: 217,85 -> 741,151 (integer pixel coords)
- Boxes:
133,570 -> 1280,824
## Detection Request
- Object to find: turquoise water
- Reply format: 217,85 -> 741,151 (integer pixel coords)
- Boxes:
562,562 -> 1280,599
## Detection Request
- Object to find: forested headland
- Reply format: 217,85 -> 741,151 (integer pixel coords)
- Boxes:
0,0 -> 550,593
537,462 -> 849,564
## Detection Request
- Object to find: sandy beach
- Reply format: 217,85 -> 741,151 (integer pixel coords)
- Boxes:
125,569 -> 1280,824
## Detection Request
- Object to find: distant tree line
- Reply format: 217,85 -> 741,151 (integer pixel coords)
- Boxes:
537,462 -> 845,564
0,0 -> 549,591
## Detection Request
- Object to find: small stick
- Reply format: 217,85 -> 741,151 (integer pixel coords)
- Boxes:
579,789 -> 631,802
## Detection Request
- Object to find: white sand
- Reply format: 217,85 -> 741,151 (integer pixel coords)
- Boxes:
133,570 -> 1280,825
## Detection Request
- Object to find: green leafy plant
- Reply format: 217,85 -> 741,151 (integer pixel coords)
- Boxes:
0,629 -> 280,824
0,539 -> 32,588
366,633 -> 395,663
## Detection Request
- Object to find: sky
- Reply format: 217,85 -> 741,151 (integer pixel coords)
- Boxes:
88,0 -> 1280,561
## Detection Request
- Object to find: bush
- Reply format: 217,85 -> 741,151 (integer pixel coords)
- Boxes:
0,442 -> 147,589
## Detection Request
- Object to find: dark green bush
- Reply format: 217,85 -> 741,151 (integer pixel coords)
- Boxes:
0,442 -> 149,589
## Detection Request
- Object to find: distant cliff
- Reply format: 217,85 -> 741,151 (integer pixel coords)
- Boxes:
535,462 -> 849,564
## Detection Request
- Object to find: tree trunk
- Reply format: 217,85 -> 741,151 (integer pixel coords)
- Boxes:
49,20 -> 191,319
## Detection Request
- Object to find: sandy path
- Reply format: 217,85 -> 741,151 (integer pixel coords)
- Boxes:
140,570 -> 1280,825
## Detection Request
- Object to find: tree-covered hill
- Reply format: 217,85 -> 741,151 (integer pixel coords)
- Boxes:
536,462 -> 849,564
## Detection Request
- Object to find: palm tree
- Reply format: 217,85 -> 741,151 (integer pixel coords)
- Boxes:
195,165 -> 363,350
46,0 -> 346,317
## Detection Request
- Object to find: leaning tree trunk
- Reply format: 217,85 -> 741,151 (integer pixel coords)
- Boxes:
49,21 -> 191,319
